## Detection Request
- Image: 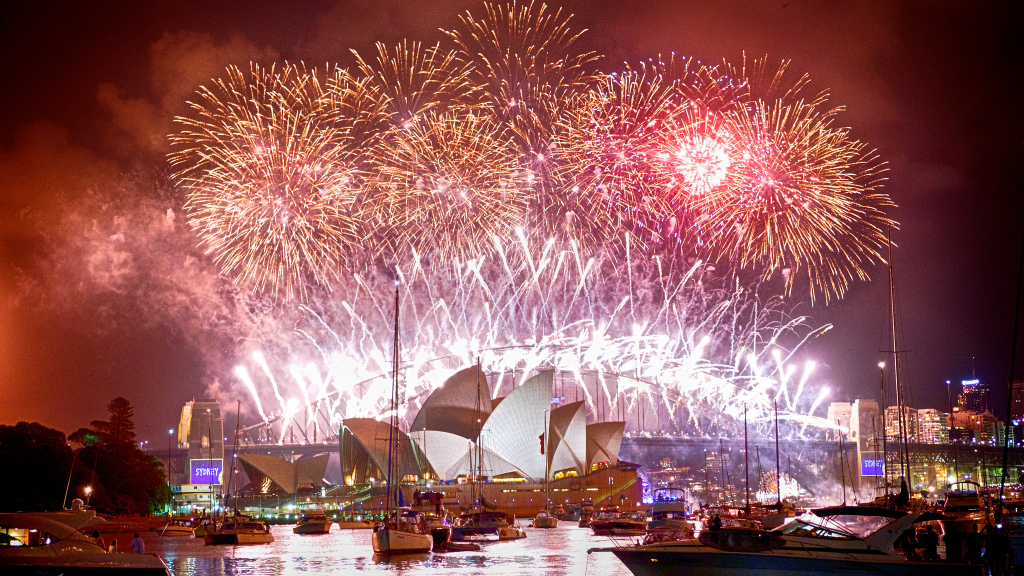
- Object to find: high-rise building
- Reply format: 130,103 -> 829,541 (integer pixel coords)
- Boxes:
958,379 -> 989,413
917,408 -> 949,444
884,406 -> 918,442
1011,380 -> 1024,422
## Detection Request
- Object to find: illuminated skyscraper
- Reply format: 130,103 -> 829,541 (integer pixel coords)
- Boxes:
958,379 -> 989,413
1011,380 -> 1024,421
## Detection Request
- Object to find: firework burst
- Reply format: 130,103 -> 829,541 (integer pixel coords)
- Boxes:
169,63 -> 366,300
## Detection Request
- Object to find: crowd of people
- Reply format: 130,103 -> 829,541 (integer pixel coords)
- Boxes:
899,522 -> 1012,575
89,530 -> 147,554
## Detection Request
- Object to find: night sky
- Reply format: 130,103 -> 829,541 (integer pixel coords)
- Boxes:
1,0 -> 1022,442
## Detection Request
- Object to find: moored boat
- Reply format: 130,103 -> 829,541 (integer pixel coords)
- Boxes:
591,509 -> 646,536
371,509 -> 433,554
336,516 -> 376,529
158,517 -> 197,537
203,518 -> 275,545
293,505 -> 331,535
647,488 -> 694,536
599,506 -> 984,576
454,510 -> 526,540
0,512 -> 171,575
532,509 -> 558,528
943,481 -> 991,528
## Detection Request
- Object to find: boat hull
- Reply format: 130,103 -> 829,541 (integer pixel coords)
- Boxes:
158,526 -> 195,537
371,528 -> 433,554
532,517 -> 557,528
203,532 -> 275,545
336,520 -> 375,529
293,521 -> 332,534
611,548 -> 985,576
0,553 -> 171,576
430,527 -> 452,550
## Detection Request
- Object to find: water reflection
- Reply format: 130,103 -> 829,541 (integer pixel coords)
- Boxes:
144,524 -> 632,576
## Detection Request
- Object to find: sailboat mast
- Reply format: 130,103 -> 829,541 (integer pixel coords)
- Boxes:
879,363 -> 889,496
544,409 -> 550,512
229,399 -> 240,512
385,288 -> 399,518
775,400 -> 781,506
744,406 -> 750,513
888,233 -> 910,483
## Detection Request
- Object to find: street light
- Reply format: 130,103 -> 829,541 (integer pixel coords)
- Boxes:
84,486 -> 92,507
167,428 -> 175,515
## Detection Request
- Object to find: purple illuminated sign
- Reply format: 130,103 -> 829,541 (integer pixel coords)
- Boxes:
861,455 -> 883,477
189,459 -> 224,485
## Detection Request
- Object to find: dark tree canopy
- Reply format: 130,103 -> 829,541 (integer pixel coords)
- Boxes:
0,422 -> 82,512
0,398 -> 168,514
90,397 -> 137,445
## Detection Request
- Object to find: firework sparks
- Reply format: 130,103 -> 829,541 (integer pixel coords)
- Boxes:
169,63 -> 367,300
167,2 -> 896,437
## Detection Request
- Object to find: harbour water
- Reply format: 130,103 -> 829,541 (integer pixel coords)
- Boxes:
140,524 -> 633,576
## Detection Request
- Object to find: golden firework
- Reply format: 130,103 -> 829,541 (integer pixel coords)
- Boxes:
169,63 -> 366,300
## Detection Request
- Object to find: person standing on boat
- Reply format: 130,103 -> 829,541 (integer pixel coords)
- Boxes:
130,533 -> 145,554
965,524 -> 984,563
107,538 -> 118,553
920,525 -> 939,561
90,530 -> 105,552
896,479 -> 910,508
709,514 -> 722,531
944,524 -> 964,562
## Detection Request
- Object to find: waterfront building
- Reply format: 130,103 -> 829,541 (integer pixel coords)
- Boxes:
338,368 -> 640,516
237,454 -> 330,496
884,406 -> 918,442
950,410 -> 1002,444
917,409 -> 950,444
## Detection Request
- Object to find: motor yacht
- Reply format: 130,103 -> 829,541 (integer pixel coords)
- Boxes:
532,509 -> 558,528
647,488 -> 694,536
943,481 -> 990,528
0,512 -> 171,575
599,506 -> 984,576
203,517 -> 275,545
293,505 -> 332,535
453,510 -> 526,541
592,508 -> 646,537
158,517 -> 197,537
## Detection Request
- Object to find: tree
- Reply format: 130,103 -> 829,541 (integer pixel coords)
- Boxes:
0,422 -> 85,511
76,397 -> 167,514
90,397 -> 136,445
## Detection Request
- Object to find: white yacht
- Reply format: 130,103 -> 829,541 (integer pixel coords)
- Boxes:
203,517 -> 275,545
647,488 -> 694,535
602,506 -> 984,576
0,512 -> 170,575
943,481 -> 990,527
293,505 -> 331,535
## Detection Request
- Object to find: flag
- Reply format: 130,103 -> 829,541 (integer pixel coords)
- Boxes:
539,433 -> 545,455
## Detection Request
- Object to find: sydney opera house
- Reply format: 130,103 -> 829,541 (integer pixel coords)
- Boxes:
340,368 -> 642,516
